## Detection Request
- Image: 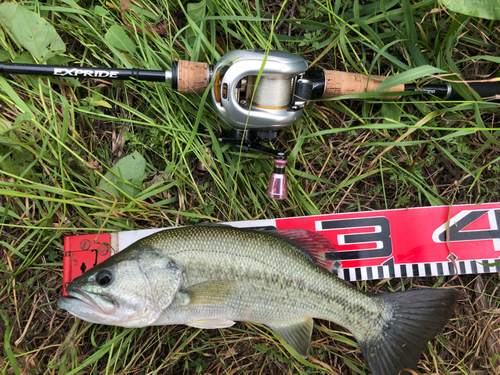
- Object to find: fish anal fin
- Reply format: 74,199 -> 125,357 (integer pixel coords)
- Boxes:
273,229 -> 338,272
186,318 -> 235,329
178,280 -> 237,306
267,317 -> 314,358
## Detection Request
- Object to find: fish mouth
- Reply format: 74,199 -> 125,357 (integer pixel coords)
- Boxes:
58,286 -> 116,319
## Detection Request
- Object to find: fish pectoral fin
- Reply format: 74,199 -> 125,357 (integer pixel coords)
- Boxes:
177,280 -> 237,306
186,318 -> 236,329
266,317 -> 314,358
145,256 -> 183,310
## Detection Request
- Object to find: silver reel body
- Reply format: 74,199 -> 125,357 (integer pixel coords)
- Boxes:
211,50 -> 309,131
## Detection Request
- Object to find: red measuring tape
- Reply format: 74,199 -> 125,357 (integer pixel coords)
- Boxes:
63,203 -> 500,295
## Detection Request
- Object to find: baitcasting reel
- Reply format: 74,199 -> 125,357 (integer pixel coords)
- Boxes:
210,50 -> 314,200
171,49 -> 316,199
172,49 -> 323,199
2,49 -> 332,199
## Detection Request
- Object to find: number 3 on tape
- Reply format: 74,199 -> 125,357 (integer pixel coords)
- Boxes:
315,217 -> 393,261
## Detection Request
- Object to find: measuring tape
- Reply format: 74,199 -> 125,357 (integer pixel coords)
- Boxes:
62,203 -> 500,294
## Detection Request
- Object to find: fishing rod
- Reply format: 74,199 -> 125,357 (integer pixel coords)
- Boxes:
1,49 -> 498,199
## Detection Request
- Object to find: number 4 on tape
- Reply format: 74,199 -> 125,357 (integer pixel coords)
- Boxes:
433,209 -> 500,249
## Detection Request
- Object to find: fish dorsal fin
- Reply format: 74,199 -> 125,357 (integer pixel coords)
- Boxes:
176,280 -> 237,306
272,229 -> 338,273
266,317 -> 314,358
186,318 -> 236,329
195,222 -> 231,227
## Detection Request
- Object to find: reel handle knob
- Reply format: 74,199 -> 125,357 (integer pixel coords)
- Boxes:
266,156 -> 288,200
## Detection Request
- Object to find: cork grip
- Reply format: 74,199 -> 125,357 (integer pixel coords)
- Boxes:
177,60 -> 208,95
322,71 -> 405,99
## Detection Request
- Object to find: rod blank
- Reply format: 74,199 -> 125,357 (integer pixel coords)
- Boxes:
0,62 -> 171,82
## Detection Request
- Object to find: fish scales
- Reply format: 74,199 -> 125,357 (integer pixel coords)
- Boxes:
58,224 -> 459,375
137,226 -> 385,335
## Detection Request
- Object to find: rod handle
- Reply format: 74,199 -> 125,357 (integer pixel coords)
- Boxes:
321,70 -> 405,99
172,60 -> 209,95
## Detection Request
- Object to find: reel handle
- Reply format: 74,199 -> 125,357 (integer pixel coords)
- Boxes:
320,70 -> 405,99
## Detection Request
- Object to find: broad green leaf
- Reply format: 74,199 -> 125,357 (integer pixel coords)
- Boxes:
0,146 -> 37,181
13,51 -> 36,64
0,118 -> 12,135
0,50 -> 11,62
381,103 -> 402,122
46,55 -> 75,65
104,25 -> 136,53
98,151 -> 146,198
440,0 -> 500,20
186,0 -> 206,47
94,6 -> 109,16
187,0 -> 206,20
0,3 -> 66,62
375,65 -> 447,92
14,113 -> 34,128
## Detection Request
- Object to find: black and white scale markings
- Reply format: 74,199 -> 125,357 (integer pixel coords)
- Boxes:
335,258 -> 500,282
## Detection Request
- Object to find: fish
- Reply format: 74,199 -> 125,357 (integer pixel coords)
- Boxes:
57,225 -> 459,375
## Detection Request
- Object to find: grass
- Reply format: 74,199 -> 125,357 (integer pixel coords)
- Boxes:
1,0 -> 500,373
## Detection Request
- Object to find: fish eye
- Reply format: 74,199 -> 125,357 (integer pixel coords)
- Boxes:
95,270 -> 113,286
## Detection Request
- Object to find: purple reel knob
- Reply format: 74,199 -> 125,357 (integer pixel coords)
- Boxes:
266,156 -> 287,200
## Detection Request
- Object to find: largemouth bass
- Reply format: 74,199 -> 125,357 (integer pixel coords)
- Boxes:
58,225 -> 458,374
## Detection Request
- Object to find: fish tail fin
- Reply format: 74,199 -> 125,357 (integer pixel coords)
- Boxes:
358,289 -> 459,375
